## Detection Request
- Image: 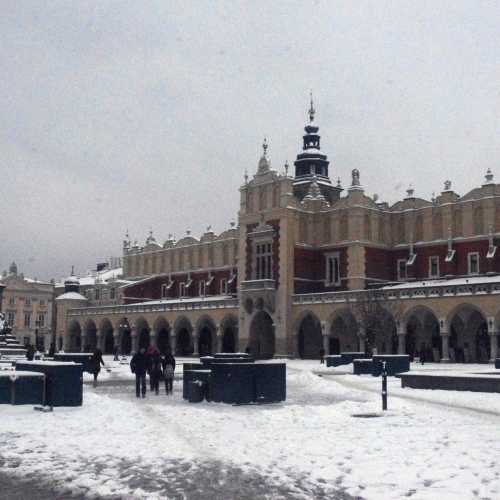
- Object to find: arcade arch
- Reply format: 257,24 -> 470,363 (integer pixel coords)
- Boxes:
296,312 -> 322,359
220,315 -> 238,353
135,317 -> 151,351
196,316 -> 217,357
447,304 -> 488,362
174,316 -> 193,356
154,316 -> 171,354
118,317 -> 132,355
249,311 -> 275,359
403,306 -> 440,361
83,319 -> 97,352
68,320 -> 82,352
328,310 -> 358,354
100,318 -> 114,355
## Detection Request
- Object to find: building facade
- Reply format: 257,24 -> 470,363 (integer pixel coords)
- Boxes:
0,262 -> 54,349
62,101 -> 500,362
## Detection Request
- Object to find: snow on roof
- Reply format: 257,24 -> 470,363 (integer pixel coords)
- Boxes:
382,275 -> 500,290
55,292 -> 88,301
128,294 -> 235,306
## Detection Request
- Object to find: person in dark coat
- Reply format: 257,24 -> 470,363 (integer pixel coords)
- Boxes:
25,342 -> 35,361
149,350 -> 163,395
146,345 -> 160,390
91,348 -> 105,387
113,345 -> 119,362
130,347 -> 148,398
48,342 -> 56,358
161,352 -> 176,395
319,347 -> 326,364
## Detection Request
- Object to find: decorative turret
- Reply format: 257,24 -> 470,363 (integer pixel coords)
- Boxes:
64,269 -> 80,293
9,262 -> 17,276
293,94 -> 342,204
257,138 -> 270,175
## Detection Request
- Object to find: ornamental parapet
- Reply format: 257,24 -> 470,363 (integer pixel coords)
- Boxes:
240,280 -> 276,291
67,297 -> 239,317
292,279 -> 500,305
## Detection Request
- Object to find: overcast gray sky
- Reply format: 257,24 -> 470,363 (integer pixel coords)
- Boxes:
1,1 -> 500,280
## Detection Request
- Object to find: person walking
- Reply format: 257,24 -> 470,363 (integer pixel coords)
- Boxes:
130,347 -> 148,398
146,345 -> 160,390
319,347 -> 325,364
25,342 -> 35,361
90,347 -> 105,388
162,351 -> 176,395
113,345 -> 119,362
149,350 -> 163,395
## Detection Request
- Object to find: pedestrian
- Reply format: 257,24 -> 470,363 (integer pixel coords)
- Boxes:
162,351 -> 176,395
113,344 -> 119,362
48,342 -> 56,357
90,347 -> 105,388
25,342 -> 35,361
149,350 -> 163,395
420,347 -> 426,365
319,347 -> 325,364
146,345 -> 160,390
130,347 -> 148,398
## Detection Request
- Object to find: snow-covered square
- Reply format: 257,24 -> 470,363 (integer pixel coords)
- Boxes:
1,358 -> 499,499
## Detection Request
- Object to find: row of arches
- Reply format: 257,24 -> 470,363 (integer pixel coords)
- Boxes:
67,314 -> 239,356
295,303 -> 495,363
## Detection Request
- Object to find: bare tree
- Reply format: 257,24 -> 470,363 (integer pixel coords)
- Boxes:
350,288 -> 404,355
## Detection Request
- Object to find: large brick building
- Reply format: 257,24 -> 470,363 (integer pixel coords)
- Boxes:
62,100 -> 500,363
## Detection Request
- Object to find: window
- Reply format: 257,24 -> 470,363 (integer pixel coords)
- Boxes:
220,278 -> 228,295
198,280 -> 206,297
429,256 -> 439,278
255,242 -> 273,280
94,288 -> 100,300
7,312 -> 15,326
325,252 -> 341,286
109,287 -> 116,300
397,259 -> 407,281
25,297 -> 31,306
38,313 -> 45,327
161,284 -> 169,298
24,313 -> 31,328
468,252 -> 480,275
9,296 -> 15,306
39,299 -> 45,307
179,282 -> 186,297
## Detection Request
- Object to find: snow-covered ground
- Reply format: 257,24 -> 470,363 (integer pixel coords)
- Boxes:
1,358 -> 500,499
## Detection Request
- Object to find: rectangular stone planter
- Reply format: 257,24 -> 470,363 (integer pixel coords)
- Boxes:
353,359 -> 374,375
397,372 -> 500,393
0,371 -> 45,405
341,352 -> 369,364
372,355 -> 410,376
325,355 -> 345,367
16,361 -> 83,407
53,353 -> 93,373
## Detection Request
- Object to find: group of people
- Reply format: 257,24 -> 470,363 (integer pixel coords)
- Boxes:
130,346 -> 176,398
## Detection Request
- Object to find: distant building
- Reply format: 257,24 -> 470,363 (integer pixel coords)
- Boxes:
0,262 -> 54,349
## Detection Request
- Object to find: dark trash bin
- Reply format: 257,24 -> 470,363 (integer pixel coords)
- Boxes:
495,358 -> 500,369
183,369 -> 211,400
372,355 -> 410,376
325,355 -> 345,367
210,363 -> 255,404
188,380 -> 206,403
254,363 -> 286,403
353,359 -> 374,375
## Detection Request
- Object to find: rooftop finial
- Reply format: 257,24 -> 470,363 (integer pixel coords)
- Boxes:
406,184 -> 415,198
484,168 -> 494,185
262,137 -> 268,157
244,169 -> 248,184
444,180 -> 452,191
309,91 -> 315,123
71,265 -> 74,276
284,160 -> 289,177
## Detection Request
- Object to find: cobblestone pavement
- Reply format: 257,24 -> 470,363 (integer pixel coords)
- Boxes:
0,457 -> 361,500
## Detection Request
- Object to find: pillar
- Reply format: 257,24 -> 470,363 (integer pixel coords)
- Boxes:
215,324 -> 221,354
489,333 -> 498,362
81,335 -> 87,353
150,333 -> 158,350
170,333 -> 176,355
113,333 -> 120,354
439,318 -> 450,362
192,333 -> 198,356
397,323 -> 405,355
321,321 -> 329,354
131,326 -> 138,353
358,336 -> 366,355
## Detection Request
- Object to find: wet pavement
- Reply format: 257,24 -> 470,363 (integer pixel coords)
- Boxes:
0,458 -> 362,499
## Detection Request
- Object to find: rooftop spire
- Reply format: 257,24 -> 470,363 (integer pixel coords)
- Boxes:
309,91 -> 315,123
262,137 -> 268,157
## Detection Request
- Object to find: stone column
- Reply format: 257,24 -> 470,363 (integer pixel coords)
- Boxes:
489,333 -> 498,363
397,323 -> 406,355
192,333 -> 198,356
131,326 -> 138,353
215,324 -> 221,354
439,318 -> 450,362
113,333 -> 120,354
321,321 -> 328,354
150,333 -> 158,350
96,331 -> 103,351
170,333 -> 176,355
358,336 -> 366,355
81,335 -> 88,353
